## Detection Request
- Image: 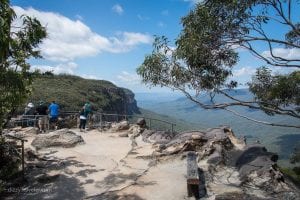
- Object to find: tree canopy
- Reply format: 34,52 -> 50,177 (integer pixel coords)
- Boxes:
0,0 -> 47,130
137,0 -> 300,128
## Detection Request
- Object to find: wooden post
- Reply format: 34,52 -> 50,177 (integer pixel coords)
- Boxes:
187,151 -> 199,198
171,124 -> 174,133
149,119 -> 152,129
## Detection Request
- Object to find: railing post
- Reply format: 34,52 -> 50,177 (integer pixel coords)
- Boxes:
21,140 -> 25,178
100,113 -> 102,126
171,124 -> 174,133
149,118 -> 152,129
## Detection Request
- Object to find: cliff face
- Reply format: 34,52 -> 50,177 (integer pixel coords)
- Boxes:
29,74 -> 139,114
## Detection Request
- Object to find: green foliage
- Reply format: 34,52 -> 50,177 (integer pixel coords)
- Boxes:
291,147 -> 300,164
137,0 -> 300,123
0,0 -> 46,130
0,136 -> 20,180
28,74 -> 136,114
249,68 -> 300,115
280,167 -> 300,185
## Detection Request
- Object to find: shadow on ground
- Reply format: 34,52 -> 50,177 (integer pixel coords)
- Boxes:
3,154 -> 102,200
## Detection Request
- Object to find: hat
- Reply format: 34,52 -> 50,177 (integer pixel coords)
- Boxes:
27,103 -> 34,108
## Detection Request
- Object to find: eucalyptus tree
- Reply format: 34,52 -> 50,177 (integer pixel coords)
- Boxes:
0,0 -> 46,130
137,0 -> 300,128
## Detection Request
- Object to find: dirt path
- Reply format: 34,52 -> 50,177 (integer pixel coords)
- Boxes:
7,129 -> 191,200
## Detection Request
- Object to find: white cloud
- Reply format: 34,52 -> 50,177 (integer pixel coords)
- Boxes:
271,66 -> 299,75
262,48 -> 300,60
110,32 -> 153,51
80,74 -> 102,80
112,4 -> 124,15
183,0 -> 205,4
13,6 -> 152,62
232,67 -> 256,77
31,62 -> 78,74
117,71 -> 141,84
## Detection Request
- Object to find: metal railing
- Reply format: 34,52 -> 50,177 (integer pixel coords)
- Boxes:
92,112 -> 176,133
9,111 -> 177,133
11,114 -> 48,128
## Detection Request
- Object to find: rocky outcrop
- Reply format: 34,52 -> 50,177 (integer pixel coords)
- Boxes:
121,88 -> 140,115
31,129 -> 84,150
137,126 -> 299,199
110,120 -> 130,132
4,124 -> 299,200
136,118 -> 146,128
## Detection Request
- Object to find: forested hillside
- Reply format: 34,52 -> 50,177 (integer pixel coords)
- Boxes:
29,74 -> 139,114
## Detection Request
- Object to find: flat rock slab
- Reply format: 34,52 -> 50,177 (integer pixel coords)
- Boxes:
31,129 -> 84,149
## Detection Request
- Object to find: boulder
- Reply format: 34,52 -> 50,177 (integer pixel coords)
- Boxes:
142,130 -> 175,144
20,127 -> 39,135
31,129 -> 84,150
118,132 -> 129,137
111,121 -> 130,132
127,125 -> 144,138
136,118 -> 146,128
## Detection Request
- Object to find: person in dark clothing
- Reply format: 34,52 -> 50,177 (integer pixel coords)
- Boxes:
79,108 -> 87,132
36,101 -> 48,133
77,103 -> 92,132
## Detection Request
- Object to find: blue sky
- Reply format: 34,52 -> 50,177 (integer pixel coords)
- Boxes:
11,0 -> 299,93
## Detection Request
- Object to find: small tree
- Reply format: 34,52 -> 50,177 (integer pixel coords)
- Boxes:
137,0 -> 300,128
0,0 -> 47,131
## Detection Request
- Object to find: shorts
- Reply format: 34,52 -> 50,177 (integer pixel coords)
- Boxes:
38,116 -> 48,126
50,116 -> 58,123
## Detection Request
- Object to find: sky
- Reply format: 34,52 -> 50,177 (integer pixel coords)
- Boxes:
10,0 -> 300,94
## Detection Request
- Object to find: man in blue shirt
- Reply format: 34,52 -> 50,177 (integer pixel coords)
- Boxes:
48,101 -> 59,130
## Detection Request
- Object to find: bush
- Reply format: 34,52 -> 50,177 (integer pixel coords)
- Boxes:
0,137 -> 20,181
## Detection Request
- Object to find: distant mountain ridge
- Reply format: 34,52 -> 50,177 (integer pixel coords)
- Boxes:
136,88 -> 300,166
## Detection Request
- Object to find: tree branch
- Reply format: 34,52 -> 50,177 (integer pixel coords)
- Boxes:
224,107 -> 300,129
173,87 -> 300,128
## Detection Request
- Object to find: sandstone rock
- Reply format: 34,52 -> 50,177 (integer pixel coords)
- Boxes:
31,129 -> 84,150
191,134 -> 202,140
207,151 -> 223,165
111,121 -> 130,132
136,118 -> 146,128
21,127 -> 39,135
25,148 -> 38,161
7,127 -> 38,138
118,132 -> 128,137
215,192 -> 268,200
12,126 -> 23,131
142,130 -> 175,144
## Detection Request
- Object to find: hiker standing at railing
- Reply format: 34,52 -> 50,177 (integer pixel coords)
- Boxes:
36,100 -> 48,133
79,102 -> 92,132
24,102 -> 35,126
48,100 -> 59,130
